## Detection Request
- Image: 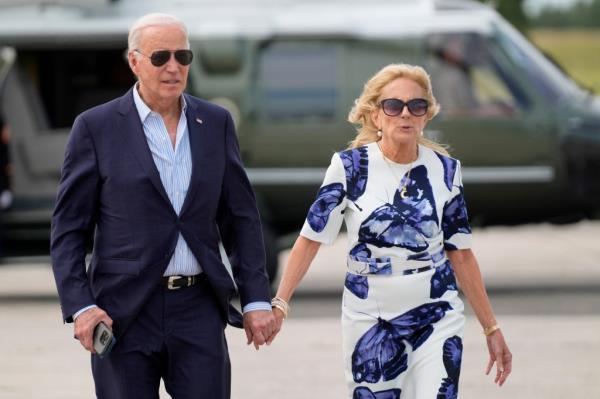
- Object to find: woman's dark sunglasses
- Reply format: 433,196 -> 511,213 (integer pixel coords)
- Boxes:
379,98 -> 429,117
135,49 -> 194,67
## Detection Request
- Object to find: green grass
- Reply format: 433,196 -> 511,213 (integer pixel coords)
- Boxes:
529,29 -> 600,93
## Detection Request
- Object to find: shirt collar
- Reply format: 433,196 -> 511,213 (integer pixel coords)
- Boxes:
132,82 -> 188,123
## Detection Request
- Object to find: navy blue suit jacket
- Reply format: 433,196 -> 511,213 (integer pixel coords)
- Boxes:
51,88 -> 270,337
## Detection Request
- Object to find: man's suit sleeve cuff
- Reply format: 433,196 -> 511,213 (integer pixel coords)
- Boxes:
73,304 -> 98,320
242,301 -> 272,313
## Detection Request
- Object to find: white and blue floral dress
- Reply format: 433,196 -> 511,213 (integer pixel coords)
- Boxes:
300,142 -> 472,399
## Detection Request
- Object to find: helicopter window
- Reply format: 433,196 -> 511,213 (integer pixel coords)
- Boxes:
16,48 -> 135,130
493,23 -> 581,101
257,42 -> 337,122
425,33 -> 529,118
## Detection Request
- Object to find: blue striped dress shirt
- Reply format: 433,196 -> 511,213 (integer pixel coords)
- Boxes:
133,86 -> 200,277
133,86 -> 270,314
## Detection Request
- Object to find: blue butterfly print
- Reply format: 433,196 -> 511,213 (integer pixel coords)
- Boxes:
307,182 -> 346,233
352,301 -> 453,383
437,336 -> 463,399
353,386 -> 402,399
409,247 -> 445,262
441,186 -> 471,244
369,261 -> 392,275
346,244 -> 371,299
430,260 -> 458,299
397,166 -> 439,236
350,243 -> 372,260
407,252 -> 430,261
444,243 -> 458,251
359,166 -> 438,252
345,273 -> 369,299
349,243 -> 391,275
435,153 -> 458,191
339,146 -> 369,201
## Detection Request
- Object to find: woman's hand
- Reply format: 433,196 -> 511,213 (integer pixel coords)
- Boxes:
448,249 -> 512,386
266,306 -> 286,345
485,329 -> 512,386
267,236 -> 322,345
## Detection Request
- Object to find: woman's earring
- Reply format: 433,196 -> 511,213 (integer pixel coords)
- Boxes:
377,130 -> 382,138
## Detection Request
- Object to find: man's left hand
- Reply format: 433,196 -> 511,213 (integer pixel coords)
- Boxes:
243,310 -> 276,350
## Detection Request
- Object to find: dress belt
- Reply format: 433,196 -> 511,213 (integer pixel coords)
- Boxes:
346,247 -> 447,276
160,273 -> 206,290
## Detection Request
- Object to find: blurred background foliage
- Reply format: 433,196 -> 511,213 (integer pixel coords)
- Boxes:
531,0 -> 600,27
479,0 -> 600,92
481,0 -> 530,32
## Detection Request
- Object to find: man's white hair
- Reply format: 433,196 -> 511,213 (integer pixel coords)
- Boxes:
128,13 -> 190,52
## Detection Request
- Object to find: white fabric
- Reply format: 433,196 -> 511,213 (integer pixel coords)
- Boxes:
300,142 -> 472,398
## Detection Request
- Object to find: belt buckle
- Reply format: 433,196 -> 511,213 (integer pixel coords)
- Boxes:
167,276 -> 181,290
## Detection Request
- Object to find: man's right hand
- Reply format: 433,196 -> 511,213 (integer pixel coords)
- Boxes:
74,307 -> 113,353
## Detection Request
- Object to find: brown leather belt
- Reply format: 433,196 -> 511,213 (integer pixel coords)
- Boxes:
160,274 -> 205,290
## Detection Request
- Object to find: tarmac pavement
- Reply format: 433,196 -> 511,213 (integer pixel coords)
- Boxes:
1,221 -> 599,398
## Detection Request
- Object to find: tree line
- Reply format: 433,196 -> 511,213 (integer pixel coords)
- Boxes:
478,0 -> 600,32
532,0 -> 600,28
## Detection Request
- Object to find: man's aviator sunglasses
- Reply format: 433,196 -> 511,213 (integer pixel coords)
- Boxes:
379,98 -> 429,117
134,49 -> 194,67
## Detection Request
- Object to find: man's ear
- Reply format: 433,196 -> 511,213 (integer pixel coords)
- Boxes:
128,51 -> 138,75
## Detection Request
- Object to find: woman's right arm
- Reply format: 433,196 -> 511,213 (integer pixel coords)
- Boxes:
269,235 -> 321,337
268,152 -> 346,342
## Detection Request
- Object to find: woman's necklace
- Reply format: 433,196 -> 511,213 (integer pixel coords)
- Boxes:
377,142 -> 417,199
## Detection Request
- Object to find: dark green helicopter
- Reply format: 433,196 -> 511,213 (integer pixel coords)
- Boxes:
0,0 -> 598,280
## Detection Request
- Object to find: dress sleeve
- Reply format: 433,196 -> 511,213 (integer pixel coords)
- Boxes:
441,160 -> 472,250
300,153 -> 348,245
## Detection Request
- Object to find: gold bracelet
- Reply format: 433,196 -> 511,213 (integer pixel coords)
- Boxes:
271,303 -> 288,319
272,296 -> 289,309
271,297 -> 290,319
483,324 -> 500,336
271,297 -> 289,312
271,301 -> 288,318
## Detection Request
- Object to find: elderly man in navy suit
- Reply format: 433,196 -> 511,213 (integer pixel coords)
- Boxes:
51,13 -> 276,399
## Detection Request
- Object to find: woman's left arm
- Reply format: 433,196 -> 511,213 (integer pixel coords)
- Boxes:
447,248 -> 512,386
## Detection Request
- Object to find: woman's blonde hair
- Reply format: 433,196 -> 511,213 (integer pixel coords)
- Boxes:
347,63 -> 448,155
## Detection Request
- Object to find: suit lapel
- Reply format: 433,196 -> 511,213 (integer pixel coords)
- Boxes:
117,89 -> 175,213
180,96 -> 208,217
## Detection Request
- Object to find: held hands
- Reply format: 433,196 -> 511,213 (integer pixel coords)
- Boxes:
484,328 -> 512,386
73,307 -> 113,353
243,297 -> 289,350
243,310 -> 277,350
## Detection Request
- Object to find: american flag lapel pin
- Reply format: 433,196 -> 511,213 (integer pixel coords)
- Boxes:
195,117 -> 203,124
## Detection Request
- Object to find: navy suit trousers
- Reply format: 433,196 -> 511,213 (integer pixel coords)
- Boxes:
91,276 -> 231,399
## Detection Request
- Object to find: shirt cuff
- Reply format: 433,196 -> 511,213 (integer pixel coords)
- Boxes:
73,304 -> 98,320
242,301 -> 272,313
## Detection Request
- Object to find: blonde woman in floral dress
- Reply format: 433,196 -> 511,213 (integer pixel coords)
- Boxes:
270,64 -> 512,399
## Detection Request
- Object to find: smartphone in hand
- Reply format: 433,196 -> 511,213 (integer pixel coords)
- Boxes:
93,321 -> 116,358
